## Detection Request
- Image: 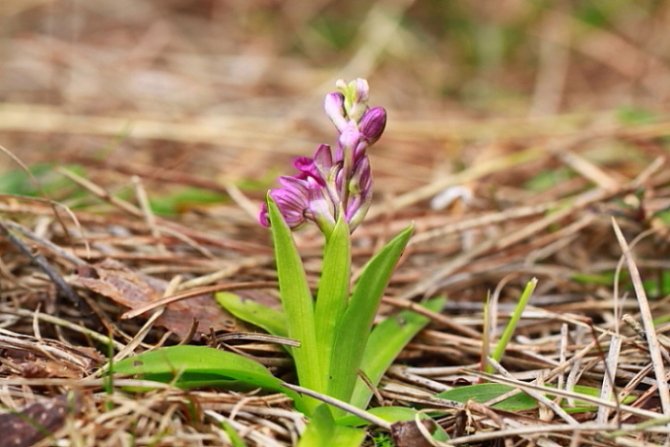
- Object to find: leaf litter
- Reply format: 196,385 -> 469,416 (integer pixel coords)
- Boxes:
4,3 -> 670,446
4,118 -> 670,446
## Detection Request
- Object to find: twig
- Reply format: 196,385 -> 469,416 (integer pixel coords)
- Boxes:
612,218 -> 670,418
0,218 -> 88,311
279,383 -> 392,430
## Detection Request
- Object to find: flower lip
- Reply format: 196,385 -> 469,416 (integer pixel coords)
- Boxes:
293,157 -> 326,186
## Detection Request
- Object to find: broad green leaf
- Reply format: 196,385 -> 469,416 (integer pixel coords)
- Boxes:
267,197 -> 323,411
349,296 -> 446,410
113,346 -> 302,403
114,345 -> 271,377
298,405 -> 365,447
436,383 -> 635,413
437,383 -> 534,411
215,292 -> 287,337
328,225 -> 413,404
314,216 -> 351,382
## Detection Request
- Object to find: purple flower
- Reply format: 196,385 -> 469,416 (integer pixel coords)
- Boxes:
259,176 -> 311,229
293,156 -> 325,186
260,79 -> 385,235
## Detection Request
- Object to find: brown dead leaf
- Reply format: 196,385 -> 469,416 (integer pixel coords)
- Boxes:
68,259 -> 241,339
390,419 -> 438,447
1,347 -> 103,379
0,392 -> 82,447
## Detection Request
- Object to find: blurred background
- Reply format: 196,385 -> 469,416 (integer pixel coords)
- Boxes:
1,0 -> 669,208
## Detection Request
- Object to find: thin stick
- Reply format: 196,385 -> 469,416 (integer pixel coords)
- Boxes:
611,218 -> 670,418
0,218 -> 88,311
280,383 -> 392,430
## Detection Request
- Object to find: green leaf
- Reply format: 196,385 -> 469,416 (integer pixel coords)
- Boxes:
0,163 -> 85,198
149,187 -> 227,216
349,297 -> 446,409
314,216 -> 351,384
114,345 -> 271,377
616,106 -> 659,125
328,225 -> 414,404
112,346 -> 301,399
298,405 -> 365,447
337,406 -> 422,426
215,292 -> 287,338
435,383 -> 634,413
267,197 -> 323,411
437,383 -> 534,411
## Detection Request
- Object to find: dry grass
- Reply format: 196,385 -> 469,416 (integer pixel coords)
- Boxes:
3,1 -> 670,446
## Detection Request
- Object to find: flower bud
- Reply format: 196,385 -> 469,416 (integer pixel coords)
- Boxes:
307,184 -> 337,236
359,107 -> 387,146
338,123 -> 363,156
347,79 -> 370,122
313,144 -> 334,176
324,92 -> 347,132
353,79 -> 370,104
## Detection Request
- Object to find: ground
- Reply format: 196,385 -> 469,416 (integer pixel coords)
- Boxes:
2,1 -> 670,446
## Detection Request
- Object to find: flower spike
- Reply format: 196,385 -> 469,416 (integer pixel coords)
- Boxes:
260,79 -> 386,235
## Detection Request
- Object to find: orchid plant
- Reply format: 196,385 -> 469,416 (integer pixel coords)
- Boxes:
114,80 -> 446,446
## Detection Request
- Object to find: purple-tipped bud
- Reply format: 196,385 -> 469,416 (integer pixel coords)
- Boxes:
307,185 -> 337,235
359,107 -> 386,146
345,156 -> 373,230
350,155 -> 372,195
324,93 -> 348,132
313,144 -> 334,175
259,202 -> 270,227
347,79 -> 370,122
353,78 -> 370,104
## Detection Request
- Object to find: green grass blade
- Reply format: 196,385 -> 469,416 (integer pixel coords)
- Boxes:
267,197 -> 323,409
314,217 -> 351,385
220,419 -> 249,447
349,296 -> 445,409
328,224 -> 414,404
215,292 -> 287,337
487,278 -> 537,373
